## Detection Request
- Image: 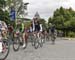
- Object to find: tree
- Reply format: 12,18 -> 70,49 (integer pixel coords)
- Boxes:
0,0 -> 10,24
48,17 -> 53,23
0,0 -> 6,8
53,15 -> 65,29
48,7 -> 75,37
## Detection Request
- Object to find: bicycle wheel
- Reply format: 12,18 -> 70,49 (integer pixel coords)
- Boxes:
39,35 -> 43,47
31,35 -> 35,46
43,35 -> 46,43
39,39 -> 43,47
13,37 -> 20,51
34,37 -> 39,49
51,34 -> 55,45
0,39 -> 10,60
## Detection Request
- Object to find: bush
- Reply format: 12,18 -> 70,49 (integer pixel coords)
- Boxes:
68,31 -> 75,38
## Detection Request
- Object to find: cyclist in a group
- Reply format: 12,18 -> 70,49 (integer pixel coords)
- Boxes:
51,25 -> 55,33
15,20 -> 25,48
50,23 -> 56,40
0,21 -> 8,39
0,20 -> 8,52
31,18 -> 43,38
8,24 -> 13,35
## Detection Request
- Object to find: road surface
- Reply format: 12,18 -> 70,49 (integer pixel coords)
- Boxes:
6,38 -> 75,60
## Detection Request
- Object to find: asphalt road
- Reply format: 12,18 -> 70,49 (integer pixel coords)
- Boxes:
6,38 -> 75,60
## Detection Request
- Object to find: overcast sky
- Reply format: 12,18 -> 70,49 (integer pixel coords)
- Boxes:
23,0 -> 75,21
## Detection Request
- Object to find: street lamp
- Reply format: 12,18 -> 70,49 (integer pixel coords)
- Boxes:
24,3 -> 29,5
24,3 -> 29,10
21,2 -> 29,17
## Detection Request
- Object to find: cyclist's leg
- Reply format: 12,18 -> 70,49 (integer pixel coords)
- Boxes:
22,29 -> 29,48
22,31 -> 26,47
33,31 -> 36,38
37,31 -> 40,38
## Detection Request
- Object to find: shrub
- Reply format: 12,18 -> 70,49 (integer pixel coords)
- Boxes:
68,31 -> 75,38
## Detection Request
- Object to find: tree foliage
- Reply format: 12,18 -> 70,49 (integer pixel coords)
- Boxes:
48,6 -> 75,37
0,0 -> 10,24
48,7 -> 75,30
0,0 -> 25,25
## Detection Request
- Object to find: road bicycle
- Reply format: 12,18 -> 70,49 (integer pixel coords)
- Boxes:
12,29 -> 27,51
32,31 -> 44,49
0,31 -> 10,60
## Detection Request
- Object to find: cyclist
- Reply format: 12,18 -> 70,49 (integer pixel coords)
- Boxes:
51,24 -> 55,34
50,24 -> 56,44
15,20 -> 25,48
32,18 -> 43,40
0,20 -> 8,53
0,21 -> 8,39
8,24 -> 13,35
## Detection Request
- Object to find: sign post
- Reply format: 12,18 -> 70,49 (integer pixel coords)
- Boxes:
10,7 -> 16,27
10,8 -> 16,21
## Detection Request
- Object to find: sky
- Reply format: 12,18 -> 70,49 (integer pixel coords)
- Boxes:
23,0 -> 75,21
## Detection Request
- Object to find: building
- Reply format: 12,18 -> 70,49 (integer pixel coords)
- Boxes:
33,12 -> 40,21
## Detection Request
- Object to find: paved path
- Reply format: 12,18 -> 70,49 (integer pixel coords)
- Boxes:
6,38 -> 75,60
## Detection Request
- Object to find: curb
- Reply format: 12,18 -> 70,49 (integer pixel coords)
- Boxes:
62,38 -> 75,40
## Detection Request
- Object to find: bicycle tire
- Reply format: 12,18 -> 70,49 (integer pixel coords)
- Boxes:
34,38 -> 39,49
13,37 -> 20,51
0,39 -> 10,60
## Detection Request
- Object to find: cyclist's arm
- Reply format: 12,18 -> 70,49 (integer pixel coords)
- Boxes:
40,24 -> 42,32
21,23 -> 24,32
32,22 -> 35,31
4,23 -> 8,31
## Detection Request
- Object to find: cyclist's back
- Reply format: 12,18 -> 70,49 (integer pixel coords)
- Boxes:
51,25 -> 55,34
15,20 -> 24,33
35,22 -> 40,32
30,19 -> 43,34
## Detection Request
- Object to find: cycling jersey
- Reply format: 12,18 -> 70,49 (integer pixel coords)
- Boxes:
51,26 -> 55,33
0,21 -> 8,40
15,23 -> 24,33
0,21 -> 7,31
35,23 -> 40,31
31,20 -> 43,32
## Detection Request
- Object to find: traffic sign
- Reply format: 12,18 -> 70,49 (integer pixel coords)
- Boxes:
10,9 -> 16,21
